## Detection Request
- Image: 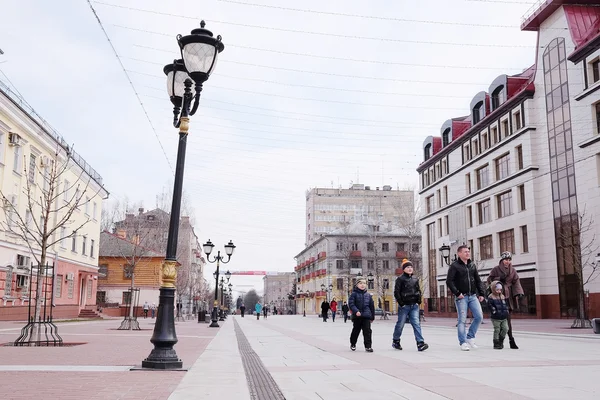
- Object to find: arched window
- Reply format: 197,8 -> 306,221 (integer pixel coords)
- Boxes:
424,143 -> 432,160
491,86 -> 505,110
472,101 -> 484,124
442,129 -> 451,146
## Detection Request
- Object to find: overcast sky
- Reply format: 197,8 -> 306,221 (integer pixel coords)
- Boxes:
0,0 -> 538,295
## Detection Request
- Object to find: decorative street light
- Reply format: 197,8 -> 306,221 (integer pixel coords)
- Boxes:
367,271 -> 375,287
219,277 -> 225,321
439,244 -> 452,266
141,20 -> 224,370
204,239 -> 235,327
321,283 -> 334,302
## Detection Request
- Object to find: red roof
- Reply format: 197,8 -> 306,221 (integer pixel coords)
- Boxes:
521,0 -> 600,32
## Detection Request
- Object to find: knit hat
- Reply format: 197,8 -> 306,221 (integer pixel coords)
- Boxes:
500,251 -> 512,261
356,277 -> 367,286
495,282 -> 503,290
401,258 -> 413,270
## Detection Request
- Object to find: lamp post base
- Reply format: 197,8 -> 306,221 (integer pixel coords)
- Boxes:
209,307 -> 220,328
141,287 -> 182,369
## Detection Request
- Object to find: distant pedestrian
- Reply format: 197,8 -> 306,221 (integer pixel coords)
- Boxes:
330,298 -> 338,322
488,281 -> 509,349
487,251 -> 524,349
240,304 -> 246,318
348,278 -> 375,352
143,301 -> 149,319
320,300 -> 330,322
446,245 -> 485,351
273,306 -> 278,315
341,302 -> 349,323
255,302 -> 262,320
263,305 -> 269,319
151,302 -> 156,319
392,259 -> 429,352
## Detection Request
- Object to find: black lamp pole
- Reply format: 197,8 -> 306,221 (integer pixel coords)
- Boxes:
204,240 -> 234,328
141,21 -> 224,370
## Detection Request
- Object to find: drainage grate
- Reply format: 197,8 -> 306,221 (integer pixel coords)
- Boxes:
234,319 -> 286,400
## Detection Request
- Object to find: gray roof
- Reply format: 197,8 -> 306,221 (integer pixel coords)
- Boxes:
99,231 -> 162,258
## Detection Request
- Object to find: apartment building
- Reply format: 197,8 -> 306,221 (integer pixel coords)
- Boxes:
262,272 -> 296,314
305,184 -> 414,247
0,79 -> 108,320
294,222 -> 421,315
417,0 -> 600,319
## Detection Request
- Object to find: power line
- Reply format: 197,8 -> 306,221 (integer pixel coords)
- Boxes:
86,0 -> 174,174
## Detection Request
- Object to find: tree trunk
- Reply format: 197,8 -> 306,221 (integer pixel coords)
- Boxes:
572,271 -> 592,328
129,273 -> 135,330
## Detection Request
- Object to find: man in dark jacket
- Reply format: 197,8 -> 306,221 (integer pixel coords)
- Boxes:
341,302 -> 350,323
320,300 -> 330,322
392,259 -> 428,351
446,245 -> 485,351
348,278 -> 375,352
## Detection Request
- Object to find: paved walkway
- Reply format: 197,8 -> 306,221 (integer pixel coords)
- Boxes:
0,316 -> 598,399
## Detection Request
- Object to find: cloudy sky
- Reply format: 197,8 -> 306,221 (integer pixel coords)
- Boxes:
0,0 -> 538,294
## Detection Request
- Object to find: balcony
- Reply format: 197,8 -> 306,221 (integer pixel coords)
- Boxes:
350,251 -> 362,258
318,251 -> 327,259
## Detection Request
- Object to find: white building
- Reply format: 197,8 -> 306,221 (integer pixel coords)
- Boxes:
417,0 -> 600,319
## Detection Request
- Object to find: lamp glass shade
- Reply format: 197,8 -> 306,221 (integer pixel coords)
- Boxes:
439,244 -> 451,258
320,284 -> 325,290
166,69 -> 189,98
181,42 -> 219,77
224,240 -> 236,256
203,240 -> 215,255
225,270 -> 232,280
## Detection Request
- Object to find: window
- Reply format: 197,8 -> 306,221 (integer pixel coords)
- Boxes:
122,291 -> 132,305
63,180 -> 70,202
336,260 -> 344,269
13,145 -> 21,173
383,260 -> 390,270
466,173 -> 472,194
521,225 -> 529,253
514,110 -> 522,131
85,197 -> 90,215
382,243 -> 389,252
367,260 -> 374,270
90,239 -> 95,258
424,143 -> 432,160
492,86 -> 505,110
396,242 -> 405,251
516,145 -> 524,170
71,232 -> 77,252
426,195 -> 434,214
473,102 -> 484,124
443,186 -> 448,205
518,184 -> 526,211
482,132 -> 489,151
498,229 -> 515,255
351,243 -> 358,251
337,278 -> 344,290
55,275 -> 63,298
383,279 -> 390,290
476,164 -> 490,189
60,227 -> 67,249
124,263 -> 134,279
82,236 -> 87,255
463,143 -> 471,162
479,235 -> 493,259
478,199 -> 491,224
367,242 -> 374,252
438,218 -> 443,237
25,209 -> 32,229
472,138 -> 480,156
442,129 -> 451,146
497,191 -> 513,218
411,243 -> 419,252
436,189 -> 441,208
444,215 -> 449,235
28,153 -> 36,183
495,153 -> 510,180
93,202 -> 97,219
491,126 -> 499,144
592,59 -> 600,83
98,264 -> 108,279
336,242 -> 344,251
502,119 -> 510,138
467,205 -> 473,228
442,159 -> 448,175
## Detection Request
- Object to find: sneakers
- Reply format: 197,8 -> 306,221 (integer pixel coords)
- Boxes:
365,348 -> 374,352
460,343 -> 470,351
350,345 -> 356,351
392,340 -> 402,350
417,342 -> 429,352
466,338 -> 478,349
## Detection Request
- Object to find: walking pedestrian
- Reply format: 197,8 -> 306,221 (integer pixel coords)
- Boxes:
330,298 -> 338,322
151,302 -> 156,319
143,301 -> 149,319
320,300 -> 330,322
487,251 -> 524,349
392,259 -> 429,352
240,303 -> 246,317
263,305 -> 269,319
348,278 -> 375,352
446,245 -> 485,351
342,301 -> 349,323
488,281 -> 509,349
255,302 -> 262,320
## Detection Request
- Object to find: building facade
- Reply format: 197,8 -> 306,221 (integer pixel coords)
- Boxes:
0,79 -> 108,320
305,184 -> 414,247
417,0 -> 600,319
294,223 -> 421,316
262,272 -> 296,314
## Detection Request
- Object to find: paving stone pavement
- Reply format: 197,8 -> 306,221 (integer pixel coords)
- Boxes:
1,315 -> 599,399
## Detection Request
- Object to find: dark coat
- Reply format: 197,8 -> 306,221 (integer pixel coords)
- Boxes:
394,273 -> 422,306
487,261 -> 524,310
341,304 -> 349,314
321,301 -> 330,313
348,287 -> 375,320
446,258 -> 485,297
488,294 -> 510,320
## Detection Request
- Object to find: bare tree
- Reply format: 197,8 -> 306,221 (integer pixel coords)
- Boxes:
0,148 -> 100,339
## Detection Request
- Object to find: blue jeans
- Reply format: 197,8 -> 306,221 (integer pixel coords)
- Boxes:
392,304 -> 424,343
456,295 -> 483,345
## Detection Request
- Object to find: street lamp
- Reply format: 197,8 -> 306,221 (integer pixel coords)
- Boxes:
367,271 -> 374,287
204,239 -> 235,327
321,283 -> 333,302
141,20 -> 224,370
439,244 -> 452,266
219,277 -> 225,321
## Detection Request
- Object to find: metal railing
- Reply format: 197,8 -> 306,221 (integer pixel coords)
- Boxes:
521,0 -> 548,24
0,79 -> 103,185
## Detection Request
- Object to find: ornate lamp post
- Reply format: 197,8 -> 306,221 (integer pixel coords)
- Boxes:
321,283 -> 333,302
439,244 -> 453,266
141,21 -> 224,370
204,240 -> 235,327
219,277 -> 225,321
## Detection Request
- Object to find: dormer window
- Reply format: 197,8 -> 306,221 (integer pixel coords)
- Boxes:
473,102 -> 484,124
491,86 -> 506,110
442,128 -> 451,146
424,143 -> 432,160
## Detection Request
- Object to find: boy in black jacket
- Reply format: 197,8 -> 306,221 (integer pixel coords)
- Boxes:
488,281 -> 509,349
392,259 -> 429,351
